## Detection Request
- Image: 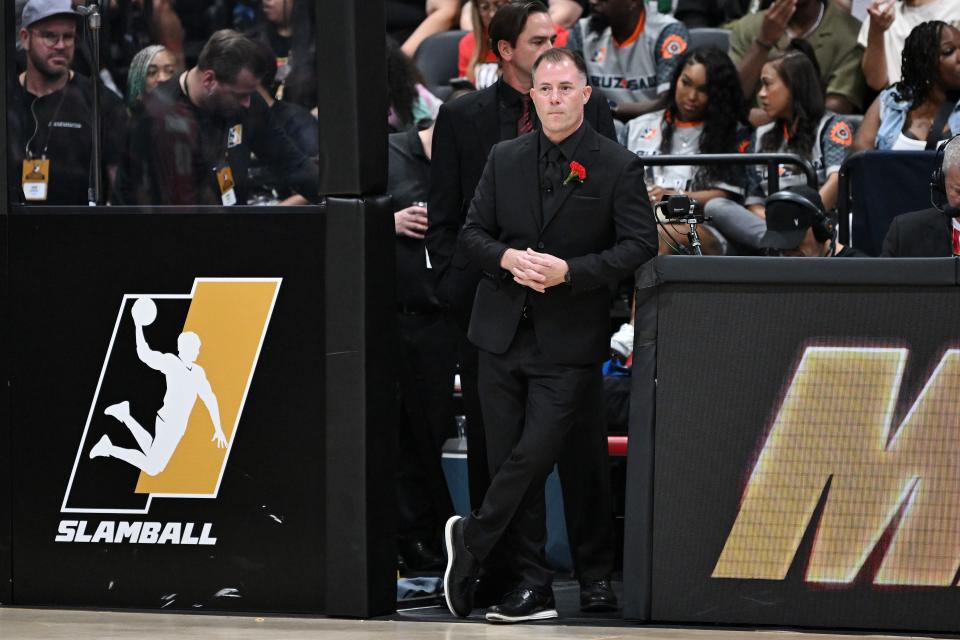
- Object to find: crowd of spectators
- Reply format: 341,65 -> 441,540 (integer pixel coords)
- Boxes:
9,0 -> 321,207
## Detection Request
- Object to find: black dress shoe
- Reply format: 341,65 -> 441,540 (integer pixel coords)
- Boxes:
485,586 -> 558,623
398,538 -> 445,572
443,516 -> 479,617
579,578 -> 618,612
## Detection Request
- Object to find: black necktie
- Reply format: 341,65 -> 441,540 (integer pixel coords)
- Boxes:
541,147 -> 564,223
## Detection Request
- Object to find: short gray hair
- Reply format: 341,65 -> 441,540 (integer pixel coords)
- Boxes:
943,135 -> 960,172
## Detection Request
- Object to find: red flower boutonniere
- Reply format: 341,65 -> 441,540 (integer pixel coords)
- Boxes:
563,161 -> 587,186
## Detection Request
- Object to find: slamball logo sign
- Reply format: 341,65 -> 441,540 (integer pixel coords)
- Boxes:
714,346 -> 960,587
57,278 -> 281,546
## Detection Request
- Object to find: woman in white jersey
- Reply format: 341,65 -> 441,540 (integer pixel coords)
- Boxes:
623,46 -> 750,254
705,47 -> 855,252
624,46 -> 749,204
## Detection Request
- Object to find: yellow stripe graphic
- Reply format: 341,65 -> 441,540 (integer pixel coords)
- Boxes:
135,280 -> 279,494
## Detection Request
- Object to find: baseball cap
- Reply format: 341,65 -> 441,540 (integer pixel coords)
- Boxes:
760,185 -> 825,250
21,0 -> 76,30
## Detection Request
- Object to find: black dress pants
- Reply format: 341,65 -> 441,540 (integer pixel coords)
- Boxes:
463,324 -> 598,590
396,311 -> 457,543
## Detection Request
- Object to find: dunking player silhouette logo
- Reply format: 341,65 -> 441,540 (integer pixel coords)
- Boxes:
89,298 -> 228,475
61,278 -> 280,514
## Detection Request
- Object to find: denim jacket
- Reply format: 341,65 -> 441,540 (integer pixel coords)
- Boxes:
876,86 -> 960,150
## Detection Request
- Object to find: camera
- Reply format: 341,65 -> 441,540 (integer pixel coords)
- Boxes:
655,195 -> 705,224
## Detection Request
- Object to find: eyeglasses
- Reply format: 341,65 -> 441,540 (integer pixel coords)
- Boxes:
31,29 -> 76,47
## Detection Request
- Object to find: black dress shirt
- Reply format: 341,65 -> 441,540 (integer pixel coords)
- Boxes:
538,123 -> 587,224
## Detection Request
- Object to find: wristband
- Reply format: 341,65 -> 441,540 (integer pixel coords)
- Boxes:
756,38 -> 775,50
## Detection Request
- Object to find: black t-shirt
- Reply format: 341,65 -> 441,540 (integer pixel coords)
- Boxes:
8,73 -> 128,206
114,74 -> 319,206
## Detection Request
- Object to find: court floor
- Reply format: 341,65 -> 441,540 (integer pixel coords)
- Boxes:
0,607 -> 945,640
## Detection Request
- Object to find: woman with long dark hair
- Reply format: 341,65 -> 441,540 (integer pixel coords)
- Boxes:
386,37 -> 442,132
705,47 -> 855,251
854,20 -> 960,151
623,46 -> 749,206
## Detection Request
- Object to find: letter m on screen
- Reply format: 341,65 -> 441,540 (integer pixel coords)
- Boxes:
713,347 -> 960,586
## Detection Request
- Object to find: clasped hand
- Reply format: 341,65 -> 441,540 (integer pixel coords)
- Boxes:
501,248 -> 568,294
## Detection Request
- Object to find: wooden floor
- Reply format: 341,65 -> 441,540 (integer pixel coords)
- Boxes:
0,607 -> 944,640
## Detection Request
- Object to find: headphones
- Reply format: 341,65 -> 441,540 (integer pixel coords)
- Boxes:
931,133 -> 960,212
765,189 -> 836,245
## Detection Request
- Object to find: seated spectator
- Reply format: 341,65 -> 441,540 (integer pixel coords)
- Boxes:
247,41 -> 319,205
459,0 -> 570,89
278,0 -> 316,109
760,184 -> 865,256
387,0 -> 460,58
113,29 -> 319,206
567,0 -> 691,121
623,46 -> 749,254
387,37 -> 443,132
623,46 -> 749,204
854,21 -> 960,151
674,0 -> 750,29
125,45 -> 178,107
9,0 -> 129,206
881,135 -> 960,256
462,0 -> 584,30
705,49 -> 855,251
459,0 -> 508,89
729,0 -> 866,115
247,0 -> 296,101
859,0 -> 960,92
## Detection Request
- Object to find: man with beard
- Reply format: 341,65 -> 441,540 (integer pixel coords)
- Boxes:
114,29 -> 319,206
10,0 -> 129,206
566,0 -> 690,121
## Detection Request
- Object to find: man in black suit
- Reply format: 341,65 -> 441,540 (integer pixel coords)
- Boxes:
428,1 -> 620,611
881,137 -> 960,258
443,47 -> 657,623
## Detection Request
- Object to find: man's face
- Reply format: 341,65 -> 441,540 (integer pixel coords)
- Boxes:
21,16 -> 76,79
203,68 -> 259,116
530,58 -> 591,140
780,228 -> 822,257
589,0 -> 637,20
502,11 -> 555,79
946,165 -> 960,211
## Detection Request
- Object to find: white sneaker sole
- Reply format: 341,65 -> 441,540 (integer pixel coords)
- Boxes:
442,515 -> 459,616
485,608 -> 558,623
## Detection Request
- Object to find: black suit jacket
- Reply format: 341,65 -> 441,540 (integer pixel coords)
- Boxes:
880,208 -> 953,258
460,124 -> 657,364
427,81 -> 617,329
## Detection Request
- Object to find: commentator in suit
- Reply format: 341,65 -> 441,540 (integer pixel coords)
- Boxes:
443,47 -> 657,624
881,135 -> 960,257
428,2 -> 620,610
